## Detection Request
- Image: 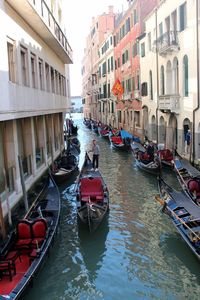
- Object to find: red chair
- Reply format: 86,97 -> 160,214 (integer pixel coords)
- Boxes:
15,220 -> 32,249
31,219 -> 48,248
0,260 -> 16,281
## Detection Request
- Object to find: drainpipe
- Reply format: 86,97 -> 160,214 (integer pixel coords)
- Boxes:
155,8 -> 159,143
193,0 -> 200,163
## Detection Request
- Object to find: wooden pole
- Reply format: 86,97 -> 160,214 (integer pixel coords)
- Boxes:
2,123 -> 12,226
0,197 -> 6,239
18,155 -> 29,212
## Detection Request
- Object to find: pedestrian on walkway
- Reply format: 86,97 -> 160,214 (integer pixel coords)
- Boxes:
185,129 -> 191,154
89,139 -> 100,171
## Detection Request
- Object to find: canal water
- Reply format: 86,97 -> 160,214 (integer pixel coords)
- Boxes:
26,114 -> 200,300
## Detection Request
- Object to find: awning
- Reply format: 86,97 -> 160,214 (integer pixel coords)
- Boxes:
120,129 -> 133,139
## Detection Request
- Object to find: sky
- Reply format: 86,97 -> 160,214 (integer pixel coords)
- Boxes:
63,0 -> 128,96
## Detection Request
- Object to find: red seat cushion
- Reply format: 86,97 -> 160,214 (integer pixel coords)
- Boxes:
32,219 -> 47,238
17,220 -> 32,239
15,239 -> 32,246
80,177 -> 103,198
111,136 -> 123,144
188,180 -> 200,193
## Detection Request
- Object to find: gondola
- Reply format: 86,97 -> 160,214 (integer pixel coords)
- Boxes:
98,127 -> 110,138
157,177 -> 200,261
76,153 -> 109,232
51,150 -> 78,184
109,135 -> 131,150
0,175 -> 60,299
71,123 -> 78,135
131,142 -> 160,175
173,155 -> 200,205
69,137 -> 81,154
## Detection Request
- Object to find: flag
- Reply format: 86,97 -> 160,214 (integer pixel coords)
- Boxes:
112,79 -> 124,96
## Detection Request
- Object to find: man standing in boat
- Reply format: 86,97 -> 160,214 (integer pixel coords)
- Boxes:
90,139 -> 100,171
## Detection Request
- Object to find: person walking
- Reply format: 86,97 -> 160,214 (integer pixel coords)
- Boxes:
90,139 -> 100,171
185,129 -> 191,154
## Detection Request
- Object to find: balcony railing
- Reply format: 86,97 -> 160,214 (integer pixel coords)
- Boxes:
6,0 -> 72,63
159,95 -> 180,114
153,31 -> 179,55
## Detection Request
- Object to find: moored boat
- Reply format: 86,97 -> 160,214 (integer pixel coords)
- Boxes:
76,153 -> 109,232
0,175 -> 60,299
157,177 -> 200,260
157,144 -> 174,168
131,142 -> 160,175
173,155 -> 200,205
51,151 -> 78,184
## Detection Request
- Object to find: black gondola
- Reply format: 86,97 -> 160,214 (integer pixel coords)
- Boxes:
76,153 -> 109,232
51,149 -> 79,184
131,142 -> 160,175
0,175 -> 60,299
69,137 -> 81,154
173,155 -> 200,205
157,177 -> 200,261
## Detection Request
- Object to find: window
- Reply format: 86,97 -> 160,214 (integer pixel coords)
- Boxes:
137,74 -> 140,90
132,43 -> 138,57
132,77 -> 135,91
31,54 -> 37,88
141,43 -> 145,57
110,36 -> 113,45
134,111 -> 140,127
55,71 -> 59,93
126,17 -> 130,33
122,53 -> 125,64
125,49 -> 129,62
7,42 -> 15,82
183,55 -> 189,96
149,70 -> 153,100
160,65 -> 165,95
148,32 -> 151,51
20,46 -> 28,86
117,57 -> 120,68
51,67 -> 55,93
108,83 -> 110,98
133,9 -> 138,25
102,62 -> 106,76
141,82 -> 148,96
45,63 -> 50,92
159,22 -> 163,38
179,2 -> 187,31
108,59 -> 110,73
38,59 -> 44,90
118,110 -> 122,123
111,56 -> 114,71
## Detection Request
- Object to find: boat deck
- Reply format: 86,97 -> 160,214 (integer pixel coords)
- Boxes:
0,254 -> 30,296
174,158 -> 200,178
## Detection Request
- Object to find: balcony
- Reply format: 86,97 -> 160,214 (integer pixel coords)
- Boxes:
6,0 -> 72,63
153,31 -> 179,56
159,95 -> 180,114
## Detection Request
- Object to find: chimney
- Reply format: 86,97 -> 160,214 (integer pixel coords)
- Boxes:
108,5 -> 114,14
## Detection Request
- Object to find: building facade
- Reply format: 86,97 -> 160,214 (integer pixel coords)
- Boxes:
0,0 -> 72,216
82,6 -> 115,120
140,0 -> 200,160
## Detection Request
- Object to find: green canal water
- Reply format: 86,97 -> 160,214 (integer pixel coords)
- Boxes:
26,114 -> 200,300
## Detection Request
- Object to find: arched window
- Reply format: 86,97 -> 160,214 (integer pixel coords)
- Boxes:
166,60 -> 172,94
172,57 -> 179,94
183,55 -> 189,97
160,66 -> 165,95
149,70 -> 153,100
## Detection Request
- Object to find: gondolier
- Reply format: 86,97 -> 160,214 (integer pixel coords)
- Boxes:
90,139 -> 100,171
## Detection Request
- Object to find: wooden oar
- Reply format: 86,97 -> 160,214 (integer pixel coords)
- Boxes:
155,195 -> 200,242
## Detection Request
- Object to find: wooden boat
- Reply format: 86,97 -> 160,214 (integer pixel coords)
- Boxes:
0,175 -> 60,299
98,127 -> 110,138
51,151 -> 78,184
131,142 -> 160,175
173,155 -> 200,205
83,119 -> 92,129
71,123 -> 78,135
76,153 -> 109,232
69,137 -> 81,154
157,177 -> 200,260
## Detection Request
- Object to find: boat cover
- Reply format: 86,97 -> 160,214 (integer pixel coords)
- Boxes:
120,129 -> 133,139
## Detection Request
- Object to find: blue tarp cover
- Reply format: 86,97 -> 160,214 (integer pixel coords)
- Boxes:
120,129 -> 133,139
